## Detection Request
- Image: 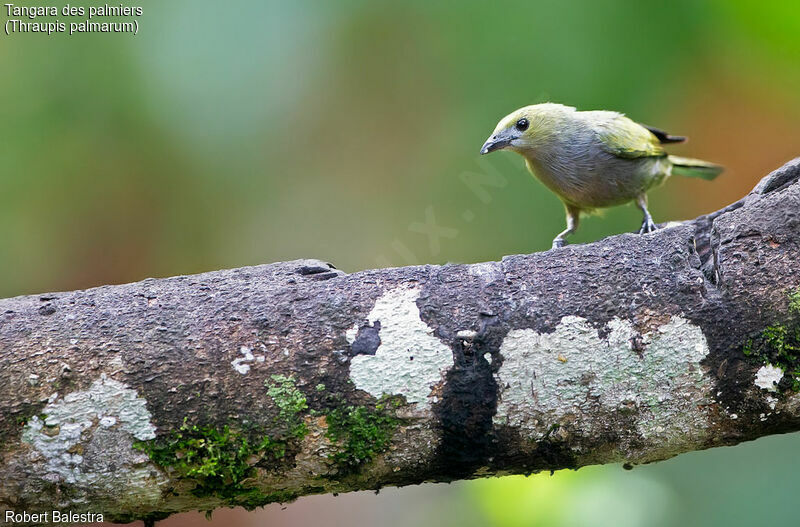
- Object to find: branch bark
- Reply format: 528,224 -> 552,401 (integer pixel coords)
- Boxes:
1,159 -> 799,524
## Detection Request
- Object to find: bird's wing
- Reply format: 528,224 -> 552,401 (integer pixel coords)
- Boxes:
593,114 -> 666,159
641,124 -> 686,144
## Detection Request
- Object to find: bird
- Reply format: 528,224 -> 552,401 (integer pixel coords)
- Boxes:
479,103 -> 723,249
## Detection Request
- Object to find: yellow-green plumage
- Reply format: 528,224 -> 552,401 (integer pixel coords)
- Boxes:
594,114 -> 666,158
479,103 -> 723,248
667,155 -> 724,180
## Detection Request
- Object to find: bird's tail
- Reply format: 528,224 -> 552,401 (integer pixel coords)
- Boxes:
668,155 -> 724,181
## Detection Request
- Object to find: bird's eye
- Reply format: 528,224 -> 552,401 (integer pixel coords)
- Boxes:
515,118 -> 529,131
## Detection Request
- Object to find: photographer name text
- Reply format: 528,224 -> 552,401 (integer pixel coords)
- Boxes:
5,510 -> 104,524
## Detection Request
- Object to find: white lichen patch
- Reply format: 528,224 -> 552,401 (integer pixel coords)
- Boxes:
231,345 -> 265,374
345,324 -> 359,345
494,316 -> 713,453
469,261 -> 503,284
348,287 -> 453,409
21,375 -> 164,505
766,395 -> 778,410
754,364 -> 783,392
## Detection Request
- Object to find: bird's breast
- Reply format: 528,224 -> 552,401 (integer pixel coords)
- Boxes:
524,151 -> 668,209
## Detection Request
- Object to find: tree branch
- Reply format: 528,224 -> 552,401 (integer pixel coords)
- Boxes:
2,159 -> 799,524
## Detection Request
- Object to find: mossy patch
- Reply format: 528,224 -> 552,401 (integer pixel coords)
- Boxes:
134,419 -> 291,508
266,374 -> 308,439
743,288 -> 800,391
789,287 -> 800,315
325,396 -> 402,473
135,375 -> 309,509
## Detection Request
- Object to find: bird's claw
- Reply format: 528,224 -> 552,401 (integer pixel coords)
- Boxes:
638,218 -> 658,234
552,238 -> 567,249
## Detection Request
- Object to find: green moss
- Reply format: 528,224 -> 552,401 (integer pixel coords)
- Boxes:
134,419 -> 287,507
266,374 -> 308,439
744,324 -> 800,390
238,489 -> 299,510
325,396 -> 402,472
788,287 -> 800,315
743,288 -> 800,391
135,375 -> 310,508
315,383 -> 326,392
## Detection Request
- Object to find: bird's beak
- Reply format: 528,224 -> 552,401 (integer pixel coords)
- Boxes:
480,129 -> 515,155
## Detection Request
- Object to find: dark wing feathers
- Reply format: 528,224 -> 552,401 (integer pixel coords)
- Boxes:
641,124 -> 686,144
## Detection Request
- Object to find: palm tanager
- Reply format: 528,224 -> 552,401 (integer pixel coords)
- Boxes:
480,103 -> 723,248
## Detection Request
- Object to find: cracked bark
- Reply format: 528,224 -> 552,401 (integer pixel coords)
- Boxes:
1,159 -> 799,524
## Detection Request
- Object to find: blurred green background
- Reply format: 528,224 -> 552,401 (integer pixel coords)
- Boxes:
2,1 -> 800,525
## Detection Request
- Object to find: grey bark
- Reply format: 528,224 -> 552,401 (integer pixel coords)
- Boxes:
1,159 -> 799,525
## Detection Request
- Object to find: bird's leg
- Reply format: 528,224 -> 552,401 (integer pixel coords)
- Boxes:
635,194 -> 657,234
552,204 -> 580,249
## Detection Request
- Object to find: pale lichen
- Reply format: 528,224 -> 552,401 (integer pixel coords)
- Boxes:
20,375 -> 164,508
231,345 -> 265,375
494,316 -> 713,459
348,287 -> 453,410
754,364 -> 784,392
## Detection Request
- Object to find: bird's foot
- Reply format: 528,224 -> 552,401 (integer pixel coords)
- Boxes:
552,238 -> 567,249
638,218 -> 658,234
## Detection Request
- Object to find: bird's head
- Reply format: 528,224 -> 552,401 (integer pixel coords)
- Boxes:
480,103 -> 573,155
